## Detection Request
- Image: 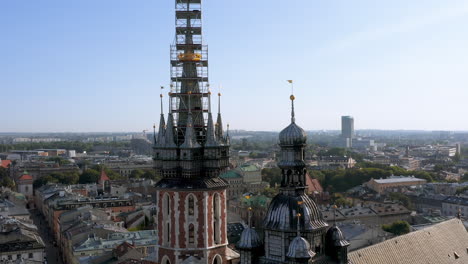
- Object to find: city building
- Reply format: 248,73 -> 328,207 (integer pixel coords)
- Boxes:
341,116 -> 354,146
365,175 -> 427,194
152,1 -> 237,263
0,217 -> 46,263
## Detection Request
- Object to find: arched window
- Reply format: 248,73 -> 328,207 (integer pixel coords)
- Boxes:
161,256 -> 171,264
165,194 -> 170,216
163,194 -> 171,246
166,222 -> 170,244
213,255 -> 222,264
188,224 -> 195,245
213,193 -> 221,244
188,195 -> 195,216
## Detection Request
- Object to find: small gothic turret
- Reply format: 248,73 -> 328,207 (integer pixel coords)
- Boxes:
325,225 -> 350,264
216,92 -> 224,141
287,213 -> 316,263
237,207 -> 262,264
156,94 -> 166,147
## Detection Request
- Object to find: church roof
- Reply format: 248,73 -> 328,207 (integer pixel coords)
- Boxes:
100,170 -> 110,182
0,160 -> 11,168
18,174 -> 33,181
263,193 -> 328,232
348,218 -> 468,264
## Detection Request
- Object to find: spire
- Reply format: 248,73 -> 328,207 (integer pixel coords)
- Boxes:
153,124 -> 157,144
205,112 -> 218,147
226,123 -> 231,145
216,92 -> 224,140
156,94 -> 166,146
288,80 -> 295,123
181,92 -> 200,148
290,95 -> 295,123
165,113 -> 177,147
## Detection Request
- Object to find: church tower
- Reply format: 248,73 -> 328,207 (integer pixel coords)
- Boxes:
260,91 -> 329,263
154,1 -> 232,264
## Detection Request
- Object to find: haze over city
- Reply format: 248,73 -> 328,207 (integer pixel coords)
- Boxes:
2,0 -> 468,132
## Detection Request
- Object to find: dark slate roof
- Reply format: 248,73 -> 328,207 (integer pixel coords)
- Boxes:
348,219 -> 468,264
155,177 -> 229,190
263,193 -> 328,232
279,122 -> 307,146
237,226 -> 262,250
286,235 -> 316,259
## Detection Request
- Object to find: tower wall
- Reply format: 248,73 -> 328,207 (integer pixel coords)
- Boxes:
156,189 -> 229,263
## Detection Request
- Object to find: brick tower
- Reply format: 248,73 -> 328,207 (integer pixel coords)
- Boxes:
153,1 -> 233,264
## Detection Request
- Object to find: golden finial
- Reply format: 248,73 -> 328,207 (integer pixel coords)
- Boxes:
153,124 -> 156,129
296,213 -> 301,217
160,94 -> 163,98
245,195 -> 251,200
290,95 -> 295,101
248,207 -> 252,211
332,204 -> 338,209
218,92 -> 221,96
188,91 -> 192,95
297,201 -> 303,205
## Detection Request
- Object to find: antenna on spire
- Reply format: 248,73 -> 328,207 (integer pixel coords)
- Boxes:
297,200 -> 303,236
160,86 -> 164,115
218,84 -> 222,114
296,212 -> 301,237
287,80 -> 295,123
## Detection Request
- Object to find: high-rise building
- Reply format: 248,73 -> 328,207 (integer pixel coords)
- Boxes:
341,116 -> 354,139
153,1 -> 235,264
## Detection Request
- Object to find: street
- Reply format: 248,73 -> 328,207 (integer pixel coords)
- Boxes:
29,209 -> 64,264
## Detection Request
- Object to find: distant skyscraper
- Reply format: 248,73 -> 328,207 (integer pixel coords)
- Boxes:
341,116 -> 354,139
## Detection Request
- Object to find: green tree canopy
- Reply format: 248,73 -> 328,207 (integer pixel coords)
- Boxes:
382,220 -> 411,236
79,169 -> 100,184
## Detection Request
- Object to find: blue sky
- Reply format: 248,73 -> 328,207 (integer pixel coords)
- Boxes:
2,0 -> 468,132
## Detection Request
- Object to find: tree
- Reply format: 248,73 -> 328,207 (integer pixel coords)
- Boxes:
79,169 -> 100,184
130,169 -> 145,179
33,175 -> 59,189
388,192 -> 413,210
382,220 -> 410,236
261,186 -> 279,198
262,168 -> 282,186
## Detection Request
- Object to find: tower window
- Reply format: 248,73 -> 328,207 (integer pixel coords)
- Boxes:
188,195 -> 195,216
189,224 -> 195,244
213,193 -> 221,244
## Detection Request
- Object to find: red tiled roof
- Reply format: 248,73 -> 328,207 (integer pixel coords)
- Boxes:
306,173 -> 323,193
18,174 -> 33,181
100,170 -> 110,182
0,160 -> 12,169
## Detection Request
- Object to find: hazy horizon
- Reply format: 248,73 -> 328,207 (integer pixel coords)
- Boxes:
2,0 -> 468,132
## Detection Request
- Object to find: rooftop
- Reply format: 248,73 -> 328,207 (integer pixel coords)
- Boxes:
348,219 -> 468,264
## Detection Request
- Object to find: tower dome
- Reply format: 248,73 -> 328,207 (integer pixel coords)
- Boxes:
236,226 -> 261,250
279,94 -> 306,146
287,235 -> 316,260
279,123 -> 307,146
263,194 -> 327,231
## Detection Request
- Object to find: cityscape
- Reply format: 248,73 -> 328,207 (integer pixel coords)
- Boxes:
2,1 -> 468,264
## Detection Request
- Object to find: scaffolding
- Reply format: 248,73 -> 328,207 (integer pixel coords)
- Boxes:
170,0 -> 210,144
